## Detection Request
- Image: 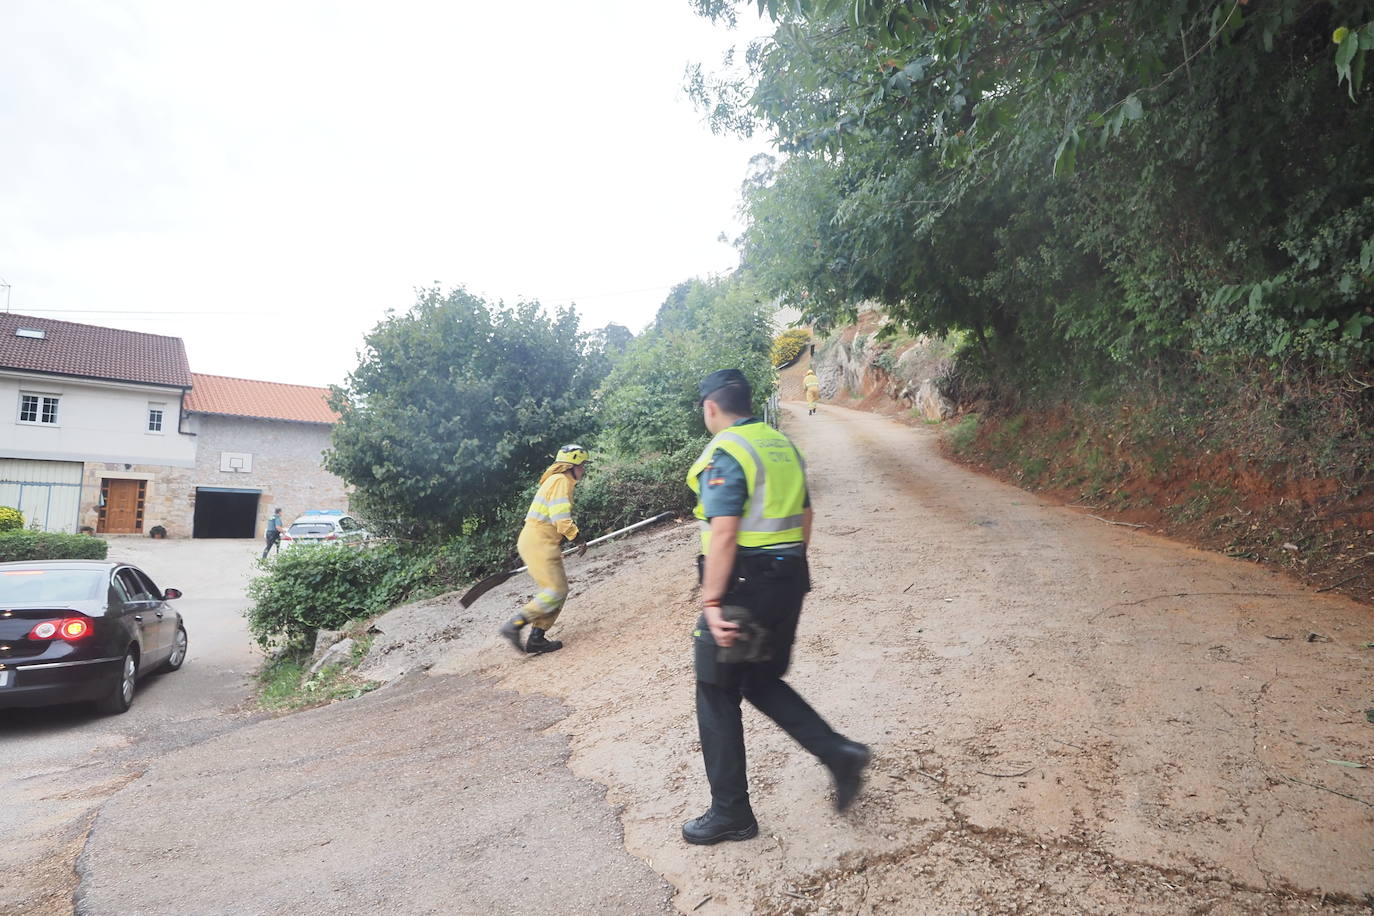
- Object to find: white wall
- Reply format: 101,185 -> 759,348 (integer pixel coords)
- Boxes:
0,371 -> 195,467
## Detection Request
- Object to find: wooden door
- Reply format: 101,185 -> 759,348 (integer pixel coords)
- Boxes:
99,479 -> 146,534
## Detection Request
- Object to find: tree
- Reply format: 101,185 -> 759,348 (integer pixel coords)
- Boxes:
326,287 -> 604,537
597,275 -> 775,455
693,0 -> 1374,370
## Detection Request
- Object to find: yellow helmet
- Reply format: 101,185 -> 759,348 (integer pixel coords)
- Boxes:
556,444 -> 589,466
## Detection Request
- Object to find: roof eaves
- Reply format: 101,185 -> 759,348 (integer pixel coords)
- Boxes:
0,366 -> 192,390
187,408 -> 336,424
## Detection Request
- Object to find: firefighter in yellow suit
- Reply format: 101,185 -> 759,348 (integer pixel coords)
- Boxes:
499,444 -> 589,654
803,369 -> 821,415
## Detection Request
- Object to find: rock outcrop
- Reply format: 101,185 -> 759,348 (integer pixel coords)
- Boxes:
812,310 -> 954,420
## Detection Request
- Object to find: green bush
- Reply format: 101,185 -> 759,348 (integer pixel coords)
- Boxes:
575,444 -> 697,535
0,531 -> 109,562
247,544 -> 413,649
597,275 -> 775,456
245,522 -> 523,650
0,507 -> 22,532
771,328 -> 810,367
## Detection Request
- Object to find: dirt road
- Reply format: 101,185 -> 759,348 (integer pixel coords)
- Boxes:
475,401 -> 1374,913
70,401 -> 1373,914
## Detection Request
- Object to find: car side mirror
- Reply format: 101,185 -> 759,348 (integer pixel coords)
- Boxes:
163,588 -> 182,600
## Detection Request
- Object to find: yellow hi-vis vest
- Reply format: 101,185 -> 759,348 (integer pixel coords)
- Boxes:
686,421 -> 807,554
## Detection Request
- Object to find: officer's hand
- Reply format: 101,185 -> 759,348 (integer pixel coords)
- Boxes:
572,539 -> 588,558
705,604 -> 739,647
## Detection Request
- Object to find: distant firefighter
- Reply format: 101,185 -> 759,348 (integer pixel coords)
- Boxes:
803,368 -> 821,415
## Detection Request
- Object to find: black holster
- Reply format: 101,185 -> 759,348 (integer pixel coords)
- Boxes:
693,551 -> 811,684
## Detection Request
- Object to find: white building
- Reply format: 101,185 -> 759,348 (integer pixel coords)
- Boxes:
1,313 -> 194,533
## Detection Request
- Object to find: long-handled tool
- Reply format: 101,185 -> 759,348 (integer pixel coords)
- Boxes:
458,511 -> 676,608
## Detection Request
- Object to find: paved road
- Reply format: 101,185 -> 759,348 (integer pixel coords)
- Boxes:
76,671 -> 674,916
0,538 -> 263,916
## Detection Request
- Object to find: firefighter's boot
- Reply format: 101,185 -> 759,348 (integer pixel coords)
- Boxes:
499,615 -> 527,652
525,627 -> 563,654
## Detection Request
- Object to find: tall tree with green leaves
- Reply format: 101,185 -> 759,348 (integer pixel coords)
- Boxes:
692,0 -> 1374,372
326,287 -> 604,537
596,275 -> 775,455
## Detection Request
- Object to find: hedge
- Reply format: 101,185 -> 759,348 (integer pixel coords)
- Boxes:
771,328 -> 811,368
0,507 -> 22,533
0,531 -> 110,562
245,534 -> 514,650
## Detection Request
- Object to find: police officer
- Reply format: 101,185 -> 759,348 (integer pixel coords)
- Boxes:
682,369 -> 869,845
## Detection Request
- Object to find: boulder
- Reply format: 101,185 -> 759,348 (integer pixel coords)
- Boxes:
311,628 -> 344,663
914,379 -> 954,420
308,637 -> 355,678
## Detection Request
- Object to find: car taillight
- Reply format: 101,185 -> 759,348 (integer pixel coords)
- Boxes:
325,533 -> 337,540
29,617 -> 92,641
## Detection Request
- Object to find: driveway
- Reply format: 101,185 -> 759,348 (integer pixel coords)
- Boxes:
0,538 -> 263,916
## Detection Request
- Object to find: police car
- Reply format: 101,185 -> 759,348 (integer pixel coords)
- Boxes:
281,510 -> 370,547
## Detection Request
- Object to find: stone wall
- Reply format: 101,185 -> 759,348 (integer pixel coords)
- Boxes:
189,415 -> 349,536
78,416 -> 349,538
79,463 -> 194,536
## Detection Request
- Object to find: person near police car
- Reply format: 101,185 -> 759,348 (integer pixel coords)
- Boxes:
262,507 -> 285,558
499,444 -> 590,654
682,369 -> 869,845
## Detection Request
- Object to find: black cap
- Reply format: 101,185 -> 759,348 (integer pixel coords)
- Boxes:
699,368 -> 748,401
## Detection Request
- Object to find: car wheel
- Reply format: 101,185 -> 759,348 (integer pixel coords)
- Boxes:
96,648 -> 137,715
160,626 -> 188,672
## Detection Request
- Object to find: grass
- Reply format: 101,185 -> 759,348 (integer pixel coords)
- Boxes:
1018,456 -> 1049,481
256,633 -> 380,711
1167,482 -> 1237,524
948,414 -> 981,452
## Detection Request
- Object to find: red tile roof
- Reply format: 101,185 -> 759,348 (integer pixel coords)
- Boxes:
0,312 -> 191,388
185,373 -> 338,424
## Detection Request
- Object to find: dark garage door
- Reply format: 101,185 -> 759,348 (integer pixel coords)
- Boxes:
193,488 -> 261,538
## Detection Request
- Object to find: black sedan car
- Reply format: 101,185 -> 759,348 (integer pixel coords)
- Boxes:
0,560 -> 187,714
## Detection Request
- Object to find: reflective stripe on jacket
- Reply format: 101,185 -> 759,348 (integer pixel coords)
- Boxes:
686,421 -> 806,553
525,472 -> 580,541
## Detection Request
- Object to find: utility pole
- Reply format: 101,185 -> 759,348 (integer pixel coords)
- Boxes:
0,278 -> 10,312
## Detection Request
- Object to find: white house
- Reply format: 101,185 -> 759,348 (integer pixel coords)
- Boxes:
0,312 -> 195,534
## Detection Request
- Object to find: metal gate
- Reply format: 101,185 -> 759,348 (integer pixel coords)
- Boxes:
0,459 -> 83,533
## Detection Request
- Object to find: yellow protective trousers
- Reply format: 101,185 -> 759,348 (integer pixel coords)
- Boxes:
517,522 -> 568,630
805,385 -> 820,406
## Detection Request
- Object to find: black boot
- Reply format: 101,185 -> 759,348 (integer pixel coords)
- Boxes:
828,740 -> 871,812
525,627 -> 563,654
498,615 -> 527,652
681,809 -> 758,845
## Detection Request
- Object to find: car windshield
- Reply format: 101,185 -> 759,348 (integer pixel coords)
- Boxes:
0,569 -> 106,603
289,523 -> 335,536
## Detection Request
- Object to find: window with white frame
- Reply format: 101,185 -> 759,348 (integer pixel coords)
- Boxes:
18,392 -> 60,425
147,403 -> 165,433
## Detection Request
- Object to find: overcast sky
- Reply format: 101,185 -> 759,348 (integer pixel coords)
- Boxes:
0,1 -> 772,387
